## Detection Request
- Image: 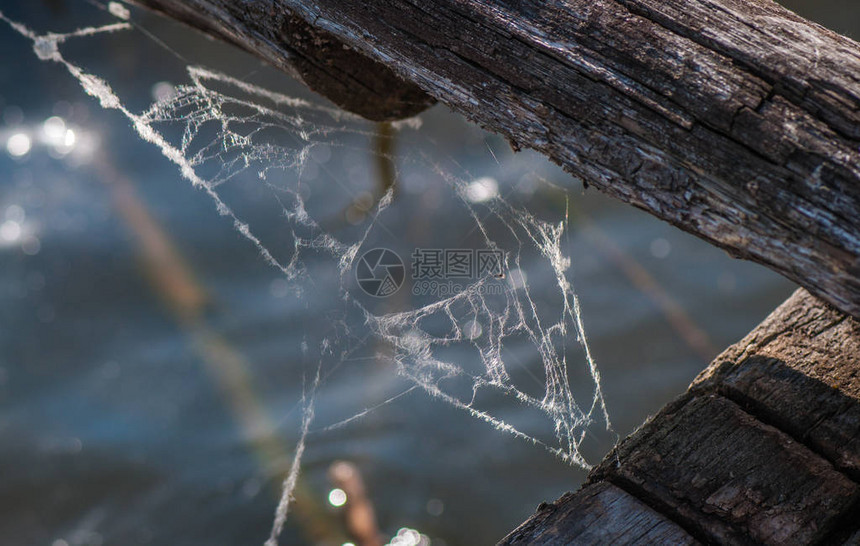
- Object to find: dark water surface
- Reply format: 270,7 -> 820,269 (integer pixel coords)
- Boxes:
0,1 -> 848,545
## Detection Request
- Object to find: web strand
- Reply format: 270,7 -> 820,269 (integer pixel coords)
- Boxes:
2,7 -> 614,544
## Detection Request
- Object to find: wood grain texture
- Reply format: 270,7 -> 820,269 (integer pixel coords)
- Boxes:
592,394 -> 858,544
129,0 -> 435,120
130,0 -> 860,319
501,482 -> 699,545
694,290 -> 860,480
504,289 -> 860,544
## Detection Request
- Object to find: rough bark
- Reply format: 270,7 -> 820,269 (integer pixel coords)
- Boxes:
501,289 -> 860,545
130,0 -> 860,320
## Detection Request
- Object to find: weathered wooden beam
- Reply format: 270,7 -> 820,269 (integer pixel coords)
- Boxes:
502,482 -> 700,545
695,295 -> 860,480
129,0 -> 860,320
128,0 -> 435,120
501,289 -> 860,544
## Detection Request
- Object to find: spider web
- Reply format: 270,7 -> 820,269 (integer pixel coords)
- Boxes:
2,4 -> 614,544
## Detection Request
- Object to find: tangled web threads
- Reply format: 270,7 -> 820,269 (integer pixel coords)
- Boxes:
2,5 -> 613,543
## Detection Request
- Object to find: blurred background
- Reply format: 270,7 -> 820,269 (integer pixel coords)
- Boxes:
0,1 -> 851,545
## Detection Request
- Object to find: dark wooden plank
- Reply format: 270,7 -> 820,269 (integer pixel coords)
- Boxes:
693,291 -> 860,479
127,0 -> 435,120
130,0 -> 860,319
504,290 -> 860,544
591,393 -> 858,544
501,482 -> 699,545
